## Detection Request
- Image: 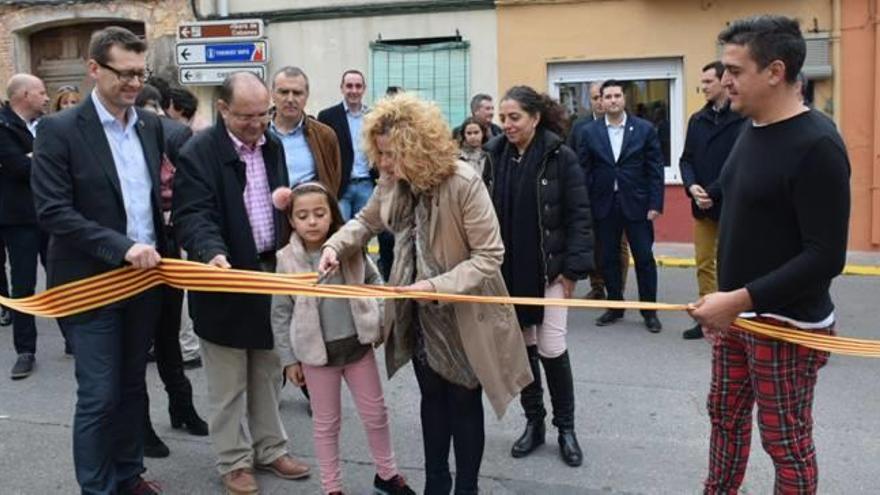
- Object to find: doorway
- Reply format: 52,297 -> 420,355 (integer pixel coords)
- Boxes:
29,22 -> 144,112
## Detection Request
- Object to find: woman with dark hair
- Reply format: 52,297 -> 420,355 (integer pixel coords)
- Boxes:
484,85 -> 593,467
456,116 -> 489,175
319,93 -> 531,494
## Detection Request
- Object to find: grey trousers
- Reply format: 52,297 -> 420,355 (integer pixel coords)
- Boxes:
201,338 -> 289,474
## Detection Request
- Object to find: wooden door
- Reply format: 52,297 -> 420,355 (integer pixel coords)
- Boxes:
30,22 -> 144,112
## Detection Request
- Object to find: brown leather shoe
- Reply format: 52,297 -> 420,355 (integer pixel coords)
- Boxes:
255,454 -> 310,480
221,468 -> 258,495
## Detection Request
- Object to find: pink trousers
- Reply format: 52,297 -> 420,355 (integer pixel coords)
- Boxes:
523,281 -> 569,358
301,349 -> 399,494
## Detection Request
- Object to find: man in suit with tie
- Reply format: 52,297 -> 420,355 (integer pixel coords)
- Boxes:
0,73 -> 50,379
318,69 -> 377,219
577,79 -> 664,332
32,26 -> 165,494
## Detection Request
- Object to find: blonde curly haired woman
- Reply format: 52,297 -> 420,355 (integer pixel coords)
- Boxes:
319,93 -> 531,495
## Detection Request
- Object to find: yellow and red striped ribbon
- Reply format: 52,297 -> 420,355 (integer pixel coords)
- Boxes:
1,258 -> 877,357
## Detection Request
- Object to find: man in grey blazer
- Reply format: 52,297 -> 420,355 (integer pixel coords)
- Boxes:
32,27 -> 166,495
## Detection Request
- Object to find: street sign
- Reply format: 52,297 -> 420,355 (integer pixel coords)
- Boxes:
176,41 -> 269,65
177,19 -> 264,42
179,65 -> 266,86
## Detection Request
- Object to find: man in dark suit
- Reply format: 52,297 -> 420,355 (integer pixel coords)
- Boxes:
577,79 -> 665,332
173,71 -> 309,495
567,81 -> 632,302
0,73 -> 49,379
32,27 -> 165,494
317,69 -> 376,220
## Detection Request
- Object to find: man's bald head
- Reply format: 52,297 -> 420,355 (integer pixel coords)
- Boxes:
6,73 -> 49,120
6,74 -> 42,100
217,71 -> 271,146
218,71 -> 269,106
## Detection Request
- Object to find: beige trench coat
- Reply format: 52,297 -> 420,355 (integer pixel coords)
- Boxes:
325,161 -> 532,418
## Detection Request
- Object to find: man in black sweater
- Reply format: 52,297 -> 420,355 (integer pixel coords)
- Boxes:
690,16 -> 850,494
679,61 -> 744,340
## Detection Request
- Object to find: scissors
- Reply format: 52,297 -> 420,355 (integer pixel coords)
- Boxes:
315,268 -> 336,285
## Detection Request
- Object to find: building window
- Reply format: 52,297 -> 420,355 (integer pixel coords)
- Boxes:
370,36 -> 470,126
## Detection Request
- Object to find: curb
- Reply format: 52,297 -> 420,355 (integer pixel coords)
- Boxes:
656,256 -> 880,277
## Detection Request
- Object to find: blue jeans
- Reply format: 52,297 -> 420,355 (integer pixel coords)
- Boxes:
339,178 -> 374,221
62,288 -> 161,495
0,225 -> 40,355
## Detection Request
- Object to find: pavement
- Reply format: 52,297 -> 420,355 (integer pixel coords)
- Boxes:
0,263 -> 879,494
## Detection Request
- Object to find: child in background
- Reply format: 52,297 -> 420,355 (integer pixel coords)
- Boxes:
457,116 -> 489,176
270,182 -> 414,495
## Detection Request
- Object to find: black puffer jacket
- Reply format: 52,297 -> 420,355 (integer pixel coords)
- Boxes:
484,129 -> 593,292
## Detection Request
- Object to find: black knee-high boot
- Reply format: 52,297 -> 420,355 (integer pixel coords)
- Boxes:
541,350 -> 583,467
511,345 -> 547,458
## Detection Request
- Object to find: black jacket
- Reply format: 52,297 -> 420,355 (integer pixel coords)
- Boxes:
0,104 -> 37,226
678,101 -> 745,220
172,118 -> 291,349
484,129 -> 594,288
160,115 -> 192,168
317,102 -> 377,197
32,97 -> 167,289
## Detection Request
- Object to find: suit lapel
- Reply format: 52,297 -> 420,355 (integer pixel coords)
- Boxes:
78,99 -> 123,205
215,118 -> 246,190
595,121 -> 615,164
337,103 -> 353,155
617,116 -> 635,164
134,112 -> 161,206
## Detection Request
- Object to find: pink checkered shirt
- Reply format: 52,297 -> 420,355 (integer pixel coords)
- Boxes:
228,131 -> 275,253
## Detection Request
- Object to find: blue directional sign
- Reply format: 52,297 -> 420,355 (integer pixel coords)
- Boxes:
176,41 -> 269,65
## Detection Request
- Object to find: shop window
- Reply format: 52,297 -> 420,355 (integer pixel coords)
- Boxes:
370,36 -> 470,126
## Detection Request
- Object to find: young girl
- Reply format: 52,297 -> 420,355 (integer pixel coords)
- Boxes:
270,182 -> 414,495
457,117 -> 489,176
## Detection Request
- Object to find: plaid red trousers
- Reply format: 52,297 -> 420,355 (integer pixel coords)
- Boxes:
704,318 -> 833,494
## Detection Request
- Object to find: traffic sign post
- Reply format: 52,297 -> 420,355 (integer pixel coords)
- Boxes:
178,65 -> 266,86
177,19 -> 264,42
176,41 -> 269,65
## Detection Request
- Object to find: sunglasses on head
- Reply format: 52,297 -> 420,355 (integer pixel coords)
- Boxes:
58,85 -> 79,93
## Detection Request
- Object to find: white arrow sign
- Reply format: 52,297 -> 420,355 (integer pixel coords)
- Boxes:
179,65 -> 265,86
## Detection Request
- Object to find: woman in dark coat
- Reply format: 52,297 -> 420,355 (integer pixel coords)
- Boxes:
483,85 -> 594,467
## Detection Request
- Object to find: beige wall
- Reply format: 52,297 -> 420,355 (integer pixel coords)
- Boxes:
258,9 -> 498,116
497,0 -> 833,119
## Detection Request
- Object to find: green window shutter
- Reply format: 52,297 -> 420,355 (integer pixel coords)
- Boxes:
370,40 -> 470,127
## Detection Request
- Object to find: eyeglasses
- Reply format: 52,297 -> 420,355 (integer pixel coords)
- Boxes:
226,109 -> 272,123
96,61 -> 149,84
